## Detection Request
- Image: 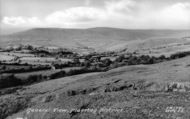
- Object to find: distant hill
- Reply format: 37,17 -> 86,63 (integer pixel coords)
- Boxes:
0,27 -> 189,52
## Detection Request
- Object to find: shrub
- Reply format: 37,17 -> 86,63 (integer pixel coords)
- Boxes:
24,74 -> 43,84
170,51 -> 190,59
115,55 -> 125,62
49,71 -> 65,79
102,58 -> 112,67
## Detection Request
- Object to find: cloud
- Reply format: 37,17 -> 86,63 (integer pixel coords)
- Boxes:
1,0 -> 190,29
85,0 -> 90,6
104,0 -> 190,29
45,7 -> 106,26
2,17 -> 26,26
141,2 -> 190,29
2,16 -> 43,27
105,0 -> 138,15
160,2 -> 190,23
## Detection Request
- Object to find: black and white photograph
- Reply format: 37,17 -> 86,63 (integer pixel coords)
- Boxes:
0,0 -> 190,119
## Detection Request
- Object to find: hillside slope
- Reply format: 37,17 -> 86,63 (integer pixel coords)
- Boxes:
1,56 -> 190,119
1,28 -> 189,52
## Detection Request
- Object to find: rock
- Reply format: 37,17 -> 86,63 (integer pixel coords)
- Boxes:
165,82 -> 190,92
41,94 -> 56,103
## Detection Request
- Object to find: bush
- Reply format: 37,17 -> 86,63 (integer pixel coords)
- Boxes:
115,55 -> 125,62
102,58 -> 112,67
23,74 -> 43,84
1,65 -> 51,73
50,70 -> 66,79
170,51 -> 190,59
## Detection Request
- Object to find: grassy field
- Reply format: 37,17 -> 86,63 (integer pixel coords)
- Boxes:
0,54 -> 15,61
1,56 -> 189,119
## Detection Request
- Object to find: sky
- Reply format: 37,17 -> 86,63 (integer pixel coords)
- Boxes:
0,0 -> 190,33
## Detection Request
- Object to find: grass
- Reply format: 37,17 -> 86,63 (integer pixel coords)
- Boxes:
0,95 -> 31,119
40,90 -> 190,119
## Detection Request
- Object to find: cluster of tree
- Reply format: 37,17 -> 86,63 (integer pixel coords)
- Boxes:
79,51 -> 116,59
0,64 -> 51,73
52,61 -> 76,69
50,67 -> 103,79
170,51 -> 190,59
0,74 -> 22,89
0,62 -> 30,66
110,51 -> 190,68
71,51 -> 190,70
114,55 -> 165,65
0,74 -> 47,89
25,46 -> 79,58
32,49 -> 77,58
0,67 -> 104,89
2,44 -> 78,58
50,51 -> 190,71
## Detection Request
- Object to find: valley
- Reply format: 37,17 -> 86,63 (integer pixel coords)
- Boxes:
0,28 -> 190,119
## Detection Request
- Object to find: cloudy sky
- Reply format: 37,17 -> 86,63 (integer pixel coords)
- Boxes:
0,0 -> 190,33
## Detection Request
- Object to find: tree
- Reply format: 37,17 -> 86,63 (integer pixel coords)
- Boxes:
73,58 -> 80,64
0,74 -> 22,89
83,60 -> 91,67
159,55 -> 166,60
102,58 -> 112,67
2,65 -> 6,70
115,55 -> 125,62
